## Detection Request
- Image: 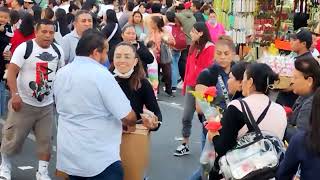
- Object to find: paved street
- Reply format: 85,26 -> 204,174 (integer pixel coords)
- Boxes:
0,89 -> 204,180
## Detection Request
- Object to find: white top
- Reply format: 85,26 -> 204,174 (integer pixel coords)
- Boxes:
11,40 -> 64,107
54,56 -> 132,177
312,49 -> 320,58
133,5 -> 139,12
228,94 -> 287,140
97,4 -> 114,18
58,4 -> 70,13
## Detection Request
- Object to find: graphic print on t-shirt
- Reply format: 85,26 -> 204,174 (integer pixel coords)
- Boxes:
29,52 -> 57,102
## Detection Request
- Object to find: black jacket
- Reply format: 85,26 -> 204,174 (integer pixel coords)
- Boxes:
0,24 -> 13,81
101,22 -> 122,51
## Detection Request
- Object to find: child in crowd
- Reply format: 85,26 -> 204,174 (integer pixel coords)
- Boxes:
147,41 -> 159,99
0,7 -> 13,117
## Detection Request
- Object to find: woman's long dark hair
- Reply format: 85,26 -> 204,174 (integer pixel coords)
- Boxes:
110,42 -> 146,90
19,13 -> 35,37
106,9 -> 118,23
245,63 -> 279,95
190,22 -> 212,55
151,15 -> 164,32
55,8 -> 71,36
307,87 -> 320,155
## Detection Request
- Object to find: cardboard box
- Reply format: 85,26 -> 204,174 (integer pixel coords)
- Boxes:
272,76 -> 292,89
120,125 -> 150,180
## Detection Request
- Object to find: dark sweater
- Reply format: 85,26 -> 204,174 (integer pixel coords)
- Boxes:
194,11 -> 205,22
101,22 -> 122,51
277,131 -> 320,180
116,77 -> 162,131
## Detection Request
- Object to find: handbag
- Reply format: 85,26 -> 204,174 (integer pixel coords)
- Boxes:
160,41 -> 172,64
219,100 -> 285,180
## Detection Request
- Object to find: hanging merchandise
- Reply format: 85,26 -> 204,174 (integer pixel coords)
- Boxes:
230,0 -> 256,44
214,0 -> 233,30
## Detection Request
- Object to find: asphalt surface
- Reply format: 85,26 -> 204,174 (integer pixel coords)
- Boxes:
0,89 -> 204,180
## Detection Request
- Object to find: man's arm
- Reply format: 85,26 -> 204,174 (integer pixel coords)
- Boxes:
61,36 -> 70,64
7,63 -> 22,111
7,43 -> 26,111
121,110 -> 137,127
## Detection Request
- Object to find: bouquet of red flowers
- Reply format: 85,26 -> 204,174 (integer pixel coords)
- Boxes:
190,87 -> 223,179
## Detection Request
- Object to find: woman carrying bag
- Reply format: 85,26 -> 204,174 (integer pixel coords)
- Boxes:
208,63 -> 287,180
111,42 -> 162,180
145,15 -> 175,96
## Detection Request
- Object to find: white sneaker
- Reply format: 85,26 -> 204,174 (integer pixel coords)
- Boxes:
0,166 -> 11,180
36,171 -> 51,180
177,81 -> 183,89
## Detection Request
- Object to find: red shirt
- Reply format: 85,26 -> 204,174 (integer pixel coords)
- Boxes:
10,29 -> 35,53
183,42 -> 215,94
316,38 -> 320,52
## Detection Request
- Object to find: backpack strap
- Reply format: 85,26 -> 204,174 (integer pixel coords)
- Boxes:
24,40 -> 61,60
24,40 -> 33,59
256,100 -> 272,125
51,42 -> 61,60
239,100 -> 263,140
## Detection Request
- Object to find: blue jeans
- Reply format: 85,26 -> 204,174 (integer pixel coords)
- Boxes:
189,121 -> 208,180
0,81 -> 9,117
171,50 -> 181,88
69,161 -> 123,180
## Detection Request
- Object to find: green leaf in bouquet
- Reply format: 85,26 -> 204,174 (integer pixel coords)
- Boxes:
189,90 -> 204,101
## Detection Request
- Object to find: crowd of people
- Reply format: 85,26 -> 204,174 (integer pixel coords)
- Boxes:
0,0 -> 320,179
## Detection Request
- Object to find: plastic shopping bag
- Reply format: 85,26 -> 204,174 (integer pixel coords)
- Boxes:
200,135 -> 216,180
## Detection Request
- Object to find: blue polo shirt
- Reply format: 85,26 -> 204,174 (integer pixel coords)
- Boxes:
53,56 -> 132,177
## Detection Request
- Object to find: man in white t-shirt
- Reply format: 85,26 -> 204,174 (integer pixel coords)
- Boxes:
0,19 -> 64,180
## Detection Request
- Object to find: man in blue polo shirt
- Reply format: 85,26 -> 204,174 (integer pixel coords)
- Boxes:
53,29 -> 136,180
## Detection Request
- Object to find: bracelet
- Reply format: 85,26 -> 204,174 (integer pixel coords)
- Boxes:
12,92 -> 19,96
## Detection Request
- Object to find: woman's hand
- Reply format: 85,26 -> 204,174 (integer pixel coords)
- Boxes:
3,50 -> 12,61
207,131 -> 220,141
123,124 -> 136,133
141,113 -> 159,130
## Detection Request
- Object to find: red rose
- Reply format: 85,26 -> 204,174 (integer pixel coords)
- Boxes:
205,121 -> 222,132
204,87 -> 217,98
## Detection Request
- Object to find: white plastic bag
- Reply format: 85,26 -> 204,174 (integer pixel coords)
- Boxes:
200,135 -> 216,180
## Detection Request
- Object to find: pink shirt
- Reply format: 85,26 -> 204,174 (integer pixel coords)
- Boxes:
206,22 -> 226,43
228,94 -> 287,140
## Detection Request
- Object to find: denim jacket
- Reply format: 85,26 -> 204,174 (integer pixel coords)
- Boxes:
285,94 -> 314,142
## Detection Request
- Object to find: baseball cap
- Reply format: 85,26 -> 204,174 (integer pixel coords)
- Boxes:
290,27 -> 312,47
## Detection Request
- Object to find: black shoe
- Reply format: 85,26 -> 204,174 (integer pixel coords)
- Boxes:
172,87 -> 177,93
174,143 -> 190,156
165,90 -> 175,97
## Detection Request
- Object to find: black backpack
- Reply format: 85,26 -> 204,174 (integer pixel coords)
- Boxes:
24,40 -> 61,60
